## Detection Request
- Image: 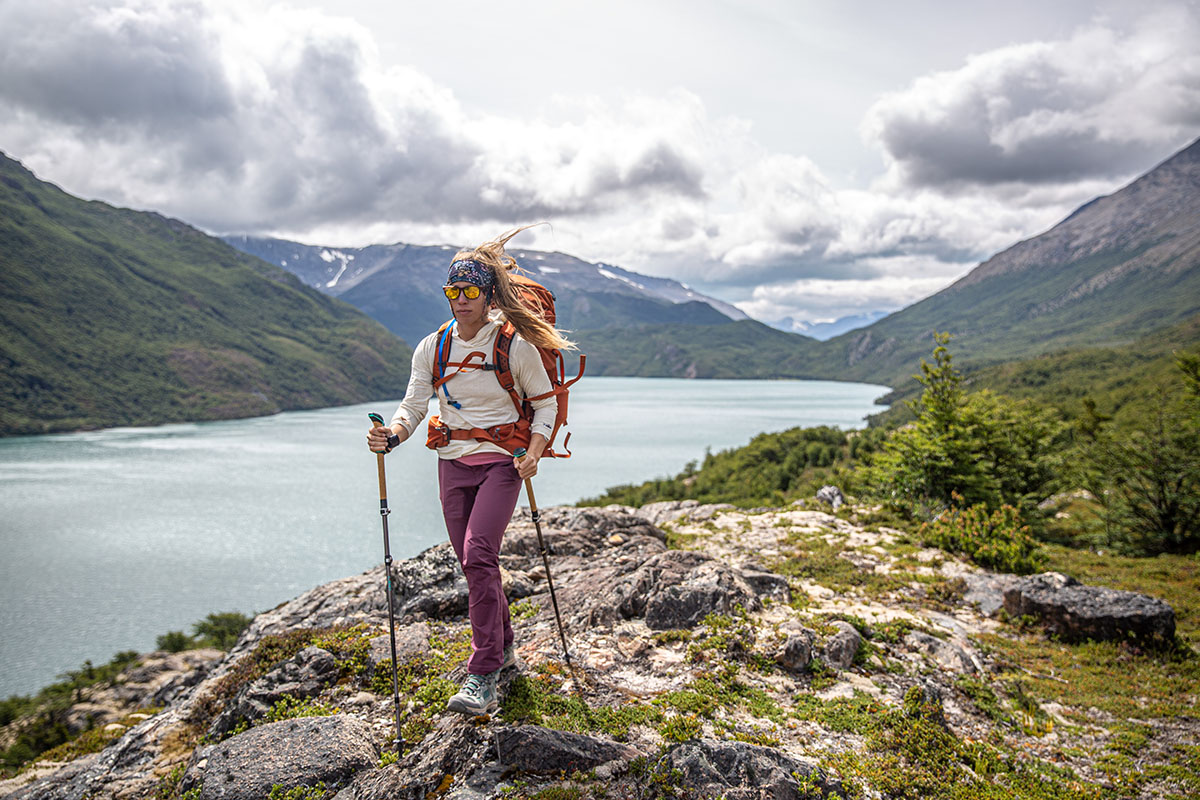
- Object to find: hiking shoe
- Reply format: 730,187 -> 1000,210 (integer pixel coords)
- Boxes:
502,644 -> 521,671
446,670 -> 499,716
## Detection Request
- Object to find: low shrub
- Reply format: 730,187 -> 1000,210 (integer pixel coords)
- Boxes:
920,497 -> 1046,574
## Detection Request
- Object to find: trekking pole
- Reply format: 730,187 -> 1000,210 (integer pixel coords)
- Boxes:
368,412 -> 404,759
512,447 -> 572,668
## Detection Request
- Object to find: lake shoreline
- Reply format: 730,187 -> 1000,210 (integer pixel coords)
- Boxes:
0,377 -> 889,699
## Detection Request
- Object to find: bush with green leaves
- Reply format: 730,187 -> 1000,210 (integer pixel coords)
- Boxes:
1072,352 -> 1200,555
155,612 -> 252,653
861,333 -> 1065,518
581,425 -> 886,508
919,495 -> 1046,574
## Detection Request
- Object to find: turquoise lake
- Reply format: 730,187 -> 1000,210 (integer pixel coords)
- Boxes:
0,377 -> 888,697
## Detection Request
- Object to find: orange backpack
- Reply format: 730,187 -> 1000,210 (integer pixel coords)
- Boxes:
425,273 -> 585,457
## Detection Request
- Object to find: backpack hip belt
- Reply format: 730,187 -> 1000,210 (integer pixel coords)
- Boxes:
425,414 -> 532,455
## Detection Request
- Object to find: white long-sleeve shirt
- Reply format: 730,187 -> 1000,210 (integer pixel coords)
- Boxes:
391,316 -> 556,460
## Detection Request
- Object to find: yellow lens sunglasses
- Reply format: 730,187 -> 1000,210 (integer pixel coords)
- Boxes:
443,285 -> 482,300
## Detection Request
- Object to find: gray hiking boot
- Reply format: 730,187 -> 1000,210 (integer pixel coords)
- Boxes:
446,670 -> 499,716
502,644 -> 521,671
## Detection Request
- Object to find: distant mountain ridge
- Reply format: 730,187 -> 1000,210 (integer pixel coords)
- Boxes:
816,136 -> 1200,385
767,311 -> 889,341
0,153 -> 412,436
224,236 -> 747,349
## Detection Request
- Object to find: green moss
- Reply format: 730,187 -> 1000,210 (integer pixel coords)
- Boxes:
263,695 -> 337,723
820,687 -> 1105,800
791,692 -> 886,734
659,714 -> 703,743
976,632 -> 1200,721
651,629 -> 693,645
267,783 -> 329,800
155,763 -> 187,799
511,599 -> 540,620
500,674 -> 662,740
309,624 -> 380,679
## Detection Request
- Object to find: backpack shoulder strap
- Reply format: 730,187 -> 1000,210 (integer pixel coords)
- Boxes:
492,322 -> 524,416
433,320 -> 461,409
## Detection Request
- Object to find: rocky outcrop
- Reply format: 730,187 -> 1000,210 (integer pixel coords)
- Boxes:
182,716 -> 377,800
494,726 -> 638,773
208,646 -> 340,738
4,502 -> 1186,800
660,739 -> 843,799
1002,572 -> 1176,645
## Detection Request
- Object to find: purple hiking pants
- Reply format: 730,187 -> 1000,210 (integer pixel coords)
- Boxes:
438,458 -> 521,675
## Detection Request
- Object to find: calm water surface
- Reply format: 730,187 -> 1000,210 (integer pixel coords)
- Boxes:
0,377 -> 887,697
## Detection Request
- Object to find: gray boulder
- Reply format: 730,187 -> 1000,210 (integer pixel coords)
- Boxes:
495,725 -> 639,773
961,572 -> 1021,616
341,716 -> 495,800
739,568 -> 791,603
367,623 -> 432,676
612,550 -> 761,630
774,629 -> 816,672
183,716 -> 376,800
660,739 -> 843,799
816,485 -> 845,510
903,631 -> 976,673
1002,572 -> 1175,645
208,647 -> 340,739
821,621 -> 863,670
390,545 -> 470,620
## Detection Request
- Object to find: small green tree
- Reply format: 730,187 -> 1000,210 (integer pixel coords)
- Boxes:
863,333 -> 1065,517
193,612 -> 252,650
156,630 -> 195,652
1076,353 -> 1200,555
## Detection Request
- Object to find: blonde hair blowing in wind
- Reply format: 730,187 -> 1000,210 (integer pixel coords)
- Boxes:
454,227 -> 576,351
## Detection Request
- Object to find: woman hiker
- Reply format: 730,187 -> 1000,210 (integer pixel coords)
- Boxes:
366,229 -> 574,716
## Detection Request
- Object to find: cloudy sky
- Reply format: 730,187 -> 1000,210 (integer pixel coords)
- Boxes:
2,0 -> 1198,325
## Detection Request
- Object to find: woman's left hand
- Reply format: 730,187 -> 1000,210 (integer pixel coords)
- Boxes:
515,452 -> 539,479
515,434 -> 548,479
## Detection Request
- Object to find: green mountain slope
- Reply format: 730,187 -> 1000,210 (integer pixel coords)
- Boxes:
819,138 -> 1200,386
868,313 -> 1200,428
576,319 -> 828,379
0,154 -> 412,436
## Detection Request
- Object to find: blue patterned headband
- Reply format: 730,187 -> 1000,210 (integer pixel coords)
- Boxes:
446,259 -> 495,293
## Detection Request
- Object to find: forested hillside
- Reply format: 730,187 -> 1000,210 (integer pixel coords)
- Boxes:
0,154 -> 411,436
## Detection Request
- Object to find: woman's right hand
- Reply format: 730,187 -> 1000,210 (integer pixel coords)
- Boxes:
367,424 -> 407,453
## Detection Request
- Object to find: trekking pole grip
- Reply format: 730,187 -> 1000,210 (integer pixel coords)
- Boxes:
368,413 -> 388,506
512,447 -> 538,517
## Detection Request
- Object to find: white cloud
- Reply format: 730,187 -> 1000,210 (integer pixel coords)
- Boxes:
735,258 -> 974,322
0,0 -> 1196,326
864,7 -> 1200,191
